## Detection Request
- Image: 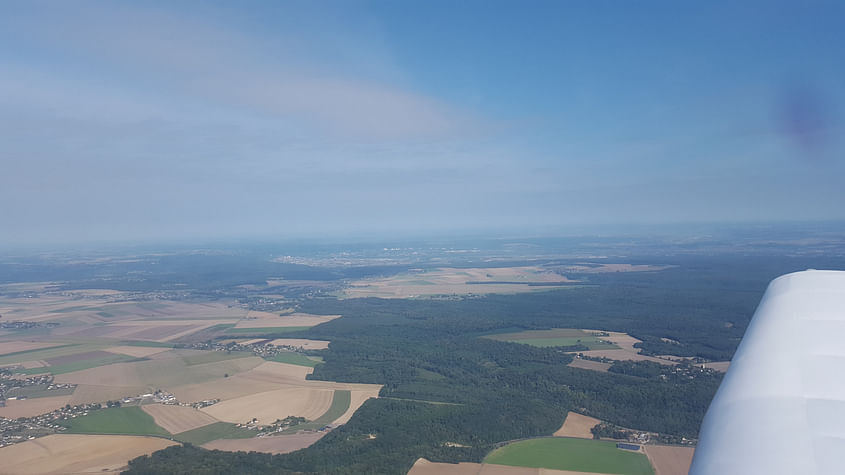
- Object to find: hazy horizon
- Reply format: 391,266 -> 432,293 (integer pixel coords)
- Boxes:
3,1 -> 844,246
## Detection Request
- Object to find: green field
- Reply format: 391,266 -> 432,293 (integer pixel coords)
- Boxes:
484,329 -> 619,349
173,422 -> 255,444
266,351 -> 322,367
59,406 -> 170,437
17,353 -> 140,375
224,326 -> 312,335
0,344 -> 93,364
484,438 -> 653,474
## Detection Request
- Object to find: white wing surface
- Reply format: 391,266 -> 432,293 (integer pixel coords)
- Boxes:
690,270 -> 845,475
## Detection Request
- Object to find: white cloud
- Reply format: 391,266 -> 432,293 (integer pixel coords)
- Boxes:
1,1 -> 477,141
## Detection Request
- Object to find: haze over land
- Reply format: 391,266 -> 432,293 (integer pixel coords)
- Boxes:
2,1 -> 844,245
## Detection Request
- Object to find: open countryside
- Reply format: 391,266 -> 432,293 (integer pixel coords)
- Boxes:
2,236 -> 835,474
0,287 -> 382,470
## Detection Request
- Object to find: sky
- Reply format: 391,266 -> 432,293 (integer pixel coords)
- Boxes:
2,0 -> 844,245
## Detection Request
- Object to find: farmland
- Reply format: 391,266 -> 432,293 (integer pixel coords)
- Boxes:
0,434 -> 176,474
59,406 -> 170,437
554,412 -> 602,438
408,458 -> 604,474
6,236 -> 833,474
643,445 -> 695,475
343,266 -> 577,298
201,386 -> 334,425
484,438 -> 654,474
577,331 -> 680,365
0,285 -> 381,467
0,394 -> 74,418
172,421 -> 255,445
141,403 -> 219,433
267,350 -> 322,367
268,338 -> 331,350
484,329 -> 619,350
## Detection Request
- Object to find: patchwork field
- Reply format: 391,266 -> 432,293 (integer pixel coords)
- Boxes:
577,331 -> 677,366
169,360 -> 315,401
0,341 -> 60,355
0,288 -> 379,461
0,434 -> 177,474
344,266 -> 577,298
0,295 -> 248,325
24,351 -> 139,376
483,438 -> 654,475
141,403 -> 219,433
554,412 -> 602,438
0,343 -> 104,366
485,329 -> 619,350
54,354 -> 265,388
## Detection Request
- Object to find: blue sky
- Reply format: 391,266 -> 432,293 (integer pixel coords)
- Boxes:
1,1 -> 843,244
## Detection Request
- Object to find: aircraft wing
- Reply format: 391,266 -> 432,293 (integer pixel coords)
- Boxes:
690,270 -> 845,475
